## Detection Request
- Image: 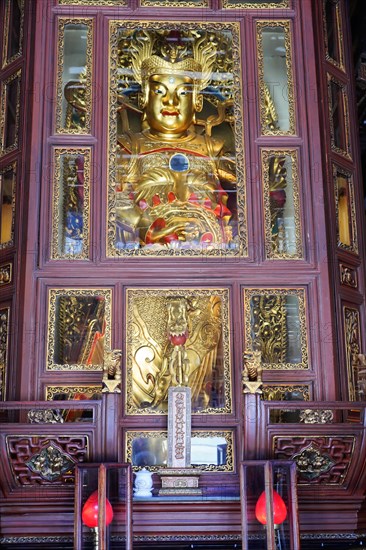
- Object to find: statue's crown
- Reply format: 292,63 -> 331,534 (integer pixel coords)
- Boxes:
141,55 -> 202,80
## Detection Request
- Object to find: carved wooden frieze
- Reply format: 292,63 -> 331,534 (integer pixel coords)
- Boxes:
340,264 -> 357,288
6,435 -> 88,485
273,436 -> 355,484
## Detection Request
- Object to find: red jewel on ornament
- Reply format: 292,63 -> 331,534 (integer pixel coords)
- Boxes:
82,490 -> 114,528
255,490 -> 287,526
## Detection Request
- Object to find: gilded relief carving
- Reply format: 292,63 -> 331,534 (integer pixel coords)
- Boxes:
262,385 -> 310,401
141,0 -> 208,6
344,307 -> 362,401
0,308 -> 10,401
340,264 -> 357,288
242,350 -> 263,394
244,288 -> 308,370
108,22 -> 245,256
126,288 -> 231,414
52,149 -> 91,260
0,263 -> 12,285
27,410 -> 64,424
47,289 -> 112,371
223,0 -> 289,8
45,385 -> 102,400
25,444 -> 75,482
293,445 -> 335,481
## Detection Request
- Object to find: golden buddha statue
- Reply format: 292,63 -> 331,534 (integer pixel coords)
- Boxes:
115,31 -> 237,251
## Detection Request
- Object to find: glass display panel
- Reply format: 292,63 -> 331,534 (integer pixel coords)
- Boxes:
127,431 -> 234,472
328,76 -> 350,158
334,167 -> 357,253
324,0 -> 344,69
47,289 -> 112,370
224,0 -> 289,7
125,288 -> 231,415
0,72 -> 21,155
45,385 -> 102,401
107,22 -> 245,257
0,164 -> 16,248
262,150 -> 302,259
0,307 -> 10,401
2,0 -> 24,67
244,288 -> 308,369
52,149 -> 90,259
56,20 -> 93,134
257,22 -> 295,135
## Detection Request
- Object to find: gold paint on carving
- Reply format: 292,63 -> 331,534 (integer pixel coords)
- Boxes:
242,350 -> 263,394
0,71 -> 21,157
0,307 -> 10,401
299,409 -> 334,424
223,0 -> 289,8
244,288 -> 308,370
126,288 -> 231,415
125,430 -> 234,472
102,348 -> 122,393
262,385 -> 310,401
27,410 -> 64,424
343,306 -> 361,401
327,74 -> 352,160
322,0 -> 345,72
141,0 -> 207,6
0,262 -> 12,285
293,444 -> 335,480
354,354 -> 366,400
45,385 -> 102,400
0,162 -> 16,249
339,264 -> 357,288
59,0 -> 126,4
107,21 -> 246,257
262,149 -> 303,259
257,21 -> 296,136
46,288 -> 112,371
2,0 -> 24,68
333,165 -> 358,254
56,18 -> 93,134
51,148 -> 91,260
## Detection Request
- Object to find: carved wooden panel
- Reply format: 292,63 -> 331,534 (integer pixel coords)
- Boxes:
273,435 -> 355,484
6,435 -> 88,485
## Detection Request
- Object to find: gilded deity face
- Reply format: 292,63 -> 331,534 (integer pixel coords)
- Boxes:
145,73 -> 200,138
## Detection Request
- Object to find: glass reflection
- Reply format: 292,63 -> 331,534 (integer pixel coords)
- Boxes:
1,73 -> 20,153
108,25 -> 243,255
0,165 -> 15,247
53,295 -> 106,367
131,434 -> 229,470
3,0 -> 23,65
58,22 -> 91,133
335,169 -> 357,251
258,23 -> 294,134
329,78 -> 349,155
324,0 -> 343,66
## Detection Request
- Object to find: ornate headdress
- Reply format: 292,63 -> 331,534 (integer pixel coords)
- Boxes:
130,31 -> 216,92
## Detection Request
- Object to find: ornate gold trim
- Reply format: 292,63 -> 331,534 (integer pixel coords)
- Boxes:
59,0 -> 127,4
223,0 -> 289,8
45,385 -> 102,400
56,18 -> 93,135
0,71 -> 21,157
322,0 -> 345,72
343,306 -> 361,401
0,307 -> 10,401
333,165 -> 358,255
107,20 -> 246,257
46,288 -> 112,371
257,20 -> 296,136
262,384 -> 310,401
51,148 -> 91,260
2,0 -> 24,69
0,262 -> 12,286
327,74 -> 351,160
125,287 -> 232,415
141,0 -> 207,5
0,162 -> 16,250
125,429 -> 234,472
261,149 -> 303,259
244,287 -> 309,370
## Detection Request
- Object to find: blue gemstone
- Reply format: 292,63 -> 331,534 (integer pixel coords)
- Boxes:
169,153 -> 190,172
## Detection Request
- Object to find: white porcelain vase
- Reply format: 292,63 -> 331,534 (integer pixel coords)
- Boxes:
134,468 -> 153,497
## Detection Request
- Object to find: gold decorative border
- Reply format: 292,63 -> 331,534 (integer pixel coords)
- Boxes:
333,165 -> 358,255
45,385 -> 102,400
107,20 -> 246,257
343,306 -> 361,401
0,162 -> 17,249
243,287 -> 309,370
262,384 -> 311,401
322,0 -> 345,71
55,18 -> 93,135
223,0 -> 290,8
51,148 -> 91,260
125,429 -> 234,472
0,307 -> 10,401
0,262 -> 12,286
256,20 -> 296,136
327,74 -> 351,160
261,149 -> 303,259
125,287 -> 232,415
59,0 -> 127,4
46,288 -> 112,371
2,0 -> 24,69
141,0 -> 208,6
0,71 -> 21,157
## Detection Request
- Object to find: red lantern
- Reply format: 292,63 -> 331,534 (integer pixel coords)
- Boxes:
82,490 -> 114,528
255,490 -> 287,526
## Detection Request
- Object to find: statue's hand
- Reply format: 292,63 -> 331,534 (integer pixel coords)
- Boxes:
146,218 -> 188,244
134,168 -> 174,206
